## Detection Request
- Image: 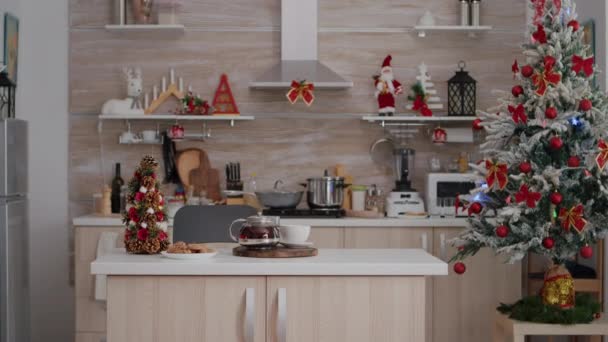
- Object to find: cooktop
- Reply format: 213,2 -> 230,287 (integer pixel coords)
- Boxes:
262,208 -> 345,218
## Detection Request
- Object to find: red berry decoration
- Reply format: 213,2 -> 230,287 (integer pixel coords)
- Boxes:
521,65 -> 534,78
580,99 -> 593,111
580,245 -> 593,259
549,136 -> 563,150
549,192 -> 563,205
542,237 -> 555,249
519,161 -> 532,174
567,156 -> 580,167
512,85 -> 524,97
545,107 -> 558,119
568,20 -> 580,32
453,262 -> 466,275
495,225 -> 509,238
472,118 -> 483,131
468,202 -> 483,215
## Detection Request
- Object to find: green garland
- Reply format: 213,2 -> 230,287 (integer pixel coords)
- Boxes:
497,294 -> 601,324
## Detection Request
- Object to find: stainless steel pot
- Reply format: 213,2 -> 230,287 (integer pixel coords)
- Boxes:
304,171 -> 348,209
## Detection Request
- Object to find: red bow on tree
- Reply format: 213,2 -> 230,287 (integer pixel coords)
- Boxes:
512,60 -> 519,79
515,184 -> 541,208
508,104 -> 528,124
532,56 -> 561,96
412,95 -> 433,116
532,24 -> 548,44
486,160 -> 509,190
286,80 -> 315,106
572,55 -> 594,77
559,204 -> 587,233
596,139 -> 608,171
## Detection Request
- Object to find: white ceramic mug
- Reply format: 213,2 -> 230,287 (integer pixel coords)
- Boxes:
279,225 -> 311,244
141,130 -> 157,142
120,131 -> 136,143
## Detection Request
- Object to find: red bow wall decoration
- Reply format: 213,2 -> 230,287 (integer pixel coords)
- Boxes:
572,55 -> 594,77
515,184 -> 542,208
559,204 -> 587,233
286,80 -> 315,106
596,139 -> 608,171
532,56 -> 561,96
486,160 -> 509,190
508,104 -> 528,124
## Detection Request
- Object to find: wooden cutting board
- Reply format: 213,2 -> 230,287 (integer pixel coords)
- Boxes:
233,246 -> 318,258
176,148 -> 221,201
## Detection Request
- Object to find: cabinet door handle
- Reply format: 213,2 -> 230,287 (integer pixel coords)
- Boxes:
277,288 -> 287,342
440,233 -> 447,261
420,233 -> 428,252
245,288 -> 255,342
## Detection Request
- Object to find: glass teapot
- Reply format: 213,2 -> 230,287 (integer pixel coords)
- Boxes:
228,215 -> 280,249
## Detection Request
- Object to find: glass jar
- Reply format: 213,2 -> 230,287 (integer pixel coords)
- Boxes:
229,215 -> 281,249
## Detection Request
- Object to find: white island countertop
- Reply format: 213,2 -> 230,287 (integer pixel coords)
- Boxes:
91,248 -> 448,276
74,215 -> 469,228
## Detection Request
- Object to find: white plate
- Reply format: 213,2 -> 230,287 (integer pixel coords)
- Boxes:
280,241 -> 314,248
161,250 -> 218,260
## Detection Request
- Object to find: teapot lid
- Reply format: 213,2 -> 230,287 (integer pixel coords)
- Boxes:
246,215 -> 280,226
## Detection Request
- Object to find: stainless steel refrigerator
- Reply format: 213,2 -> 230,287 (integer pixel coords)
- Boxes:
0,119 -> 29,342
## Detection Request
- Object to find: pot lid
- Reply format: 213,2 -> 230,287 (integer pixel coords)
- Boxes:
246,215 -> 280,226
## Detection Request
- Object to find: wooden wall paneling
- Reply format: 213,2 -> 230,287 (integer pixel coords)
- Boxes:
309,227 -> 345,248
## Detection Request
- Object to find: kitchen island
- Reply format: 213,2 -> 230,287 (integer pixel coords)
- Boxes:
92,248 -> 447,342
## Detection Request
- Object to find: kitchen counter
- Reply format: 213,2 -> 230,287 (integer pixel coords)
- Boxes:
91,248 -> 447,276
73,214 -> 469,227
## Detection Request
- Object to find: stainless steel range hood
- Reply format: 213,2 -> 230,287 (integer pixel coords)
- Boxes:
249,0 -> 353,89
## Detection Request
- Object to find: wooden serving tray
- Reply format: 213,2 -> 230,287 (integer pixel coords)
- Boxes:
233,246 -> 318,258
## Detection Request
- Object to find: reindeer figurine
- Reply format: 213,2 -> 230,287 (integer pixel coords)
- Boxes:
101,67 -> 144,115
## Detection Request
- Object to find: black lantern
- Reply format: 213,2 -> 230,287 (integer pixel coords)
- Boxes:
448,61 -> 477,116
0,72 -> 15,118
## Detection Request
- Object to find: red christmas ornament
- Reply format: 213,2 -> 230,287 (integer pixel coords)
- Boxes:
580,245 -> 593,259
549,136 -> 563,150
453,262 -> 466,275
542,237 -> 555,249
521,65 -> 534,78
468,202 -> 483,215
496,225 -> 509,238
545,107 -> 558,119
550,192 -> 563,205
567,156 -> 580,168
137,228 -> 148,241
567,20 -> 580,32
519,161 -> 532,174
580,99 -> 593,111
472,118 -> 483,131
512,85 -> 524,97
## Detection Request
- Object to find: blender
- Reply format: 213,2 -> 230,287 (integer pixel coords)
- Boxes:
386,147 -> 426,217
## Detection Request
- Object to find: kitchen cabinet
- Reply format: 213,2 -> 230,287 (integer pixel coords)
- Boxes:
309,227 -> 344,248
432,228 -> 521,342
107,276 -> 267,342
266,276 -> 426,342
344,227 -> 432,251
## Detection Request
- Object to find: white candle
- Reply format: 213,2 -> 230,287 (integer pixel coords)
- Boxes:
153,86 -> 158,100
144,93 -> 149,108
162,77 -> 167,92
170,69 -> 175,84
188,85 -> 193,92
179,77 -> 184,92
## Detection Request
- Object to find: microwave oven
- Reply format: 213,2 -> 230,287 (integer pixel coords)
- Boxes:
426,173 -> 478,217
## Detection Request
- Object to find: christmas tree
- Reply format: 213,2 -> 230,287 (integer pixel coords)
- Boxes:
407,63 -> 443,116
453,2 -> 608,268
123,155 -> 169,254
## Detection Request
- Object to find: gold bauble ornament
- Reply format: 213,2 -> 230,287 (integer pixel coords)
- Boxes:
541,264 -> 575,309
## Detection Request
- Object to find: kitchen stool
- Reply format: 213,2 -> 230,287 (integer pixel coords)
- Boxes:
494,312 -> 608,342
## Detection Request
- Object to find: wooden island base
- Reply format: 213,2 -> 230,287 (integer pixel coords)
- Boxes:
107,275 -> 426,342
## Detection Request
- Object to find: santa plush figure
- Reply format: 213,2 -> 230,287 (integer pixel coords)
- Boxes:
374,55 -> 403,116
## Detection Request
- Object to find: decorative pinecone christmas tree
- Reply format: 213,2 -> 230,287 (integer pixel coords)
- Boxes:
452,0 -> 608,314
123,155 -> 169,254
